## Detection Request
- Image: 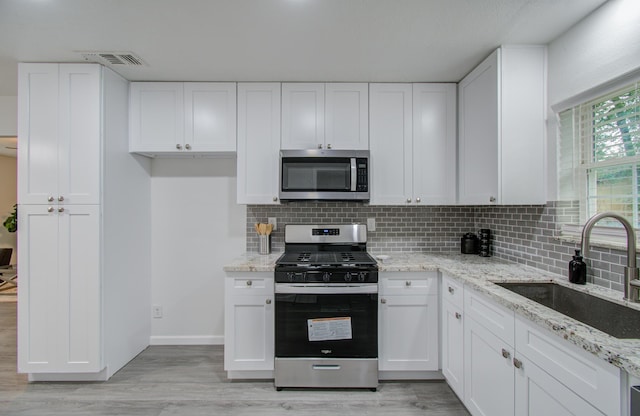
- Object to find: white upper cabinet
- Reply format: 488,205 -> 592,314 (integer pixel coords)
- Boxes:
129,82 -> 236,156
281,83 -> 368,150
237,83 -> 282,204
370,83 -> 456,205
458,45 -> 546,205
18,64 -> 101,205
325,83 -> 369,150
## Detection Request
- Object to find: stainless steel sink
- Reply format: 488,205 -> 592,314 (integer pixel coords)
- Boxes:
496,282 -> 640,339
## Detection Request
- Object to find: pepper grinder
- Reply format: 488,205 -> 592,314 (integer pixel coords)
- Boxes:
478,229 -> 491,257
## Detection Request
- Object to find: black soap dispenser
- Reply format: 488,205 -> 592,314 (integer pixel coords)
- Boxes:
569,249 -> 587,284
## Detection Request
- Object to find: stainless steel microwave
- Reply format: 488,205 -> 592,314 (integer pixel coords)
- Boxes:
279,149 -> 370,201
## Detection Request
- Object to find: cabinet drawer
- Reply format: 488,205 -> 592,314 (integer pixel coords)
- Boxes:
515,315 -> 620,416
441,273 -> 463,307
464,288 -> 514,346
380,272 -> 438,296
226,275 -> 274,296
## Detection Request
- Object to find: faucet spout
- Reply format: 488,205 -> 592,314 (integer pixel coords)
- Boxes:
581,212 -> 639,301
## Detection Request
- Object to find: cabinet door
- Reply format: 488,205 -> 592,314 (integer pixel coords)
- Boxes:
325,83 -> 368,150
281,83 -> 325,149
514,357 -> 606,416
412,83 -> 457,205
18,64 -> 60,205
224,294 -> 274,372
378,294 -> 439,371
458,50 -> 499,205
129,82 -> 184,153
184,83 -> 236,152
441,299 -> 464,399
58,65 -> 101,205
237,83 -> 281,204
18,205 -> 101,373
369,83 -> 413,205
464,316 -> 515,416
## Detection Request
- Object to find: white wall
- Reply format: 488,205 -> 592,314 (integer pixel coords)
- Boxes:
150,157 -> 245,344
546,0 -> 640,199
0,96 -> 17,136
0,155 -> 17,263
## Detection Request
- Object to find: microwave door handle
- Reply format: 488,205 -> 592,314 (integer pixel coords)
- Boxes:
350,158 -> 357,191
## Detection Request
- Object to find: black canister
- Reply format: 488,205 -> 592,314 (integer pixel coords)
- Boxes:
568,249 -> 587,284
461,233 -> 479,254
479,228 -> 491,257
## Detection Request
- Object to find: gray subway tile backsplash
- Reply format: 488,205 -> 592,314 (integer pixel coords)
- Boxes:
246,201 -> 628,292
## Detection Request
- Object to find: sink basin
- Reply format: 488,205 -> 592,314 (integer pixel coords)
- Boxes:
496,282 -> 640,339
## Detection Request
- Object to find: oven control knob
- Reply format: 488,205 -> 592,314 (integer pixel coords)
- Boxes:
322,272 -> 331,282
344,273 -> 353,282
358,272 -> 367,282
286,272 -> 295,282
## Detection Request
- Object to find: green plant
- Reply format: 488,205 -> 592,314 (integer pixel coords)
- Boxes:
3,204 -> 17,233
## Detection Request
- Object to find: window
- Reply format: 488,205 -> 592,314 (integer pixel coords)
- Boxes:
559,82 -> 640,230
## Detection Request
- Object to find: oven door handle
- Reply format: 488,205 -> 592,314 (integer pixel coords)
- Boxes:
275,283 -> 378,294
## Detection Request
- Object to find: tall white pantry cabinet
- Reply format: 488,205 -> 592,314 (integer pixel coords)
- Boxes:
17,63 -> 151,380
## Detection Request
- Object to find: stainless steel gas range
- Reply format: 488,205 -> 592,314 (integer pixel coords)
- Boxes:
274,224 -> 378,391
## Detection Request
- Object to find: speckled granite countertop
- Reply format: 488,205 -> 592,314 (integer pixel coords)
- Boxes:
224,251 -> 640,378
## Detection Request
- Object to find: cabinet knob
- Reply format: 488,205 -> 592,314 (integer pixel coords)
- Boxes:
501,348 -> 511,359
58,195 -> 64,202
513,358 -> 523,369
405,281 -> 412,286
327,144 -> 332,149
47,196 -> 54,202
246,280 -> 252,286
318,144 -> 323,149
266,299 -> 271,305
58,207 -> 64,213
272,196 -> 278,202
455,312 -> 462,319
416,197 -> 421,203
176,144 -> 183,150
185,144 -> 191,150
406,198 -> 412,203
47,206 -> 54,213
380,298 -> 387,304
489,196 -> 496,203
448,286 -> 455,294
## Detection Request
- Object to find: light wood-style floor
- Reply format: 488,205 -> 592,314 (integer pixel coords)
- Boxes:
0,302 -> 470,415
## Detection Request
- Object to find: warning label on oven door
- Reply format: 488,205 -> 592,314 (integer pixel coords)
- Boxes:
307,317 -> 353,341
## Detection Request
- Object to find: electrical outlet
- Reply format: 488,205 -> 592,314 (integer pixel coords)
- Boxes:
268,217 -> 277,231
367,217 -> 376,232
152,305 -> 163,319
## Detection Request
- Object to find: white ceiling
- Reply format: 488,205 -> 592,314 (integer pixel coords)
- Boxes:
0,0 -> 608,98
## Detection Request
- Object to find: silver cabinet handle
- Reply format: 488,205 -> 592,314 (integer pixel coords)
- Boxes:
327,144 -> 332,149
47,196 -> 54,202
47,206 -> 54,213
58,207 -> 64,213
502,348 -> 510,359
317,144 -> 323,149
489,196 -> 496,203
405,281 -> 412,286
246,280 -> 252,286
176,144 -> 183,150
381,298 -> 387,304
185,144 -> 191,150
273,196 -> 278,202
58,196 -> 64,202
416,197 -> 421,203
266,299 -> 271,305
448,286 -> 455,294
513,358 -> 523,369
406,198 -> 412,203
455,312 -> 462,319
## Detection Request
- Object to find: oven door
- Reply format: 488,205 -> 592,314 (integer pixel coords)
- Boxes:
275,284 -> 378,359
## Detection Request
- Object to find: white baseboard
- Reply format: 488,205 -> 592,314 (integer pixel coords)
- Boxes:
28,367 -> 109,382
149,335 -> 224,345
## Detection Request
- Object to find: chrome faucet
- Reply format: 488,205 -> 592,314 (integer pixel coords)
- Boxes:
581,212 -> 640,302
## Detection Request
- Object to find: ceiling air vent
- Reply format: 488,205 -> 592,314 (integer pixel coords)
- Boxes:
78,51 -> 146,67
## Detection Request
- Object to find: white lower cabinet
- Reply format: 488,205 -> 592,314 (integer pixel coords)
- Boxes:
462,285 -> 621,416
441,274 -> 464,399
224,273 -> 274,378
378,272 -> 439,377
